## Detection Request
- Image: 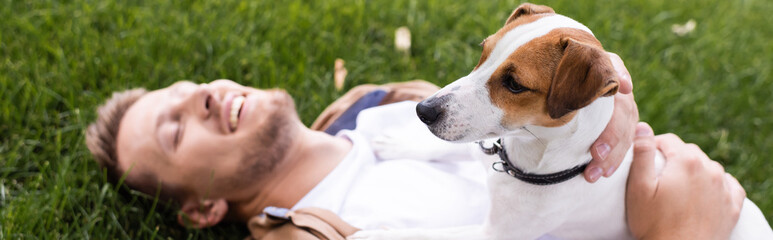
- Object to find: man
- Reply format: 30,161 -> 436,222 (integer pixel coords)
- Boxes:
86,54 -> 744,238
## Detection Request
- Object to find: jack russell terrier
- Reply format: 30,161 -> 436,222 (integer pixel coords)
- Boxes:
352,3 -> 773,240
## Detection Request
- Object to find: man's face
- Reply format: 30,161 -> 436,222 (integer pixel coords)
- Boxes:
116,79 -> 298,200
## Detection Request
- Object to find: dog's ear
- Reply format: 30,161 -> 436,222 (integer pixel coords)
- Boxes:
506,3 -> 555,26
546,38 -> 619,119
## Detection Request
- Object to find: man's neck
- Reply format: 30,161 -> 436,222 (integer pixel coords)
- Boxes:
229,125 -> 352,221
503,97 -> 614,174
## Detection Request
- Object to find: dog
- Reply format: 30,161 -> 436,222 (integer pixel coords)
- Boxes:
351,3 -> 773,239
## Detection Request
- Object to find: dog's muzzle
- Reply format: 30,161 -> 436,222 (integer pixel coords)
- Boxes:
416,95 -> 450,125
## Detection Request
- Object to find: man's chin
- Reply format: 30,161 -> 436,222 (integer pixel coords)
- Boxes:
268,89 -> 295,108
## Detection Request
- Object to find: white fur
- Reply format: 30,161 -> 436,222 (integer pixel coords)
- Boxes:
354,94 -> 773,240
352,12 -> 773,240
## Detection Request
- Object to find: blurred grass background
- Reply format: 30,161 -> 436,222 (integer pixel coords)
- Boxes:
2,0 -> 772,238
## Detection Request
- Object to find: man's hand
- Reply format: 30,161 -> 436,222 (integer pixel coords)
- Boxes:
626,122 -> 745,240
585,52 -> 639,182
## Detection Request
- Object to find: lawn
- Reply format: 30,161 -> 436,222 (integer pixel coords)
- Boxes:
2,0 -> 772,238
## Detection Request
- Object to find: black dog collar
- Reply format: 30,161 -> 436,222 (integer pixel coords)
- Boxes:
479,139 -> 588,185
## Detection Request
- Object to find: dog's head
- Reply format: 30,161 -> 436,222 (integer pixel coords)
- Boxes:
417,3 -> 619,142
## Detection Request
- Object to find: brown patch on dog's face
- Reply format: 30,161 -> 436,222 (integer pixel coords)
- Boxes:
505,3 -> 556,26
486,28 -> 619,128
475,4 -> 555,70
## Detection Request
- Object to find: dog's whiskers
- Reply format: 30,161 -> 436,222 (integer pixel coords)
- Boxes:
521,126 -> 546,146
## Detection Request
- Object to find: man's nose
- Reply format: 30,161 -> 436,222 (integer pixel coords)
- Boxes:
416,98 -> 443,125
191,86 -> 214,119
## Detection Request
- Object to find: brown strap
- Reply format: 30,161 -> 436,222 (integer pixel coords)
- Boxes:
247,207 -> 360,240
310,80 -> 440,131
293,208 -> 360,237
310,84 -> 382,132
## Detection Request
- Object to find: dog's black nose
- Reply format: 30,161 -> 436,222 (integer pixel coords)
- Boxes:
416,100 -> 442,125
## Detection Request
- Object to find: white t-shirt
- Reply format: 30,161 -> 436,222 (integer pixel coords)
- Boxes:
292,101 -> 490,230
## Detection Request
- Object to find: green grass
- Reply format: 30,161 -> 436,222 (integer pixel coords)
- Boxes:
2,0 -> 772,238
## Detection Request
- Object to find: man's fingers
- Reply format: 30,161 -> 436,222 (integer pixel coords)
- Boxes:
724,173 -> 746,224
629,122 -> 658,193
607,52 -> 632,94
654,133 -> 686,160
725,173 -> 747,205
705,159 -> 726,176
586,92 -> 638,183
587,134 -> 615,182
586,108 -> 621,182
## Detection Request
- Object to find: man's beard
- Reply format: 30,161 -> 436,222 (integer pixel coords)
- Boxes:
234,96 -> 296,187
242,113 -> 291,176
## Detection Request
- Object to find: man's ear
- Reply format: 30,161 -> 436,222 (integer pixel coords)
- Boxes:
177,198 -> 228,229
546,38 -> 619,119
505,3 -> 555,26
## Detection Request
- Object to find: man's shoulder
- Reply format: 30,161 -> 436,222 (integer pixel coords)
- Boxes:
311,80 -> 439,132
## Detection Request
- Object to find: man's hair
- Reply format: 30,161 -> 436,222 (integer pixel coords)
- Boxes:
85,89 -> 183,202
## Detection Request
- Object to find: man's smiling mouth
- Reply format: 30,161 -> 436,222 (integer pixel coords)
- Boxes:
229,95 -> 245,131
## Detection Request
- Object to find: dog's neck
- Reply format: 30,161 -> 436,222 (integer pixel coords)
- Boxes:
502,96 -> 614,174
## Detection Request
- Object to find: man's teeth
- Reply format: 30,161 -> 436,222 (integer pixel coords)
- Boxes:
230,96 -> 245,131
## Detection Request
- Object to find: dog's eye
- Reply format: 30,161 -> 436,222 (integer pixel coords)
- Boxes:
503,75 -> 529,94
